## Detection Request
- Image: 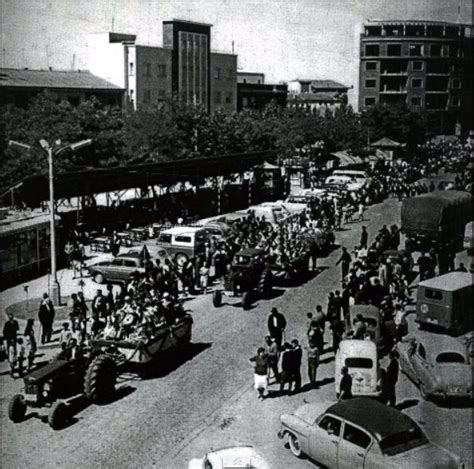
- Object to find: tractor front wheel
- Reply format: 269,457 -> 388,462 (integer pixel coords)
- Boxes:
242,291 -> 252,310
84,355 -> 117,404
213,290 -> 223,307
48,401 -> 69,430
8,394 -> 26,423
258,269 -> 272,299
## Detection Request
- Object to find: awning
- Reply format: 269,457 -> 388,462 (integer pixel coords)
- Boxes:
370,137 -> 405,148
330,151 -> 363,166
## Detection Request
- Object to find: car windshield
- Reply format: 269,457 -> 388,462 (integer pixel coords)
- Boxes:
436,352 -> 465,364
345,358 -> 373,369
287,197 -> 306,204
379,426 -> 429,456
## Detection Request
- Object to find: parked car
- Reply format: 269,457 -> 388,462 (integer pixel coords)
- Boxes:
278,398 -> 464,468
202,221 -> 234,242
335,340 -> 381,398
395,335 -> 473,401
278,195 -> 310,214
156,226 -> 208,265
88,252 -> 149,284
188,445 -> 270,469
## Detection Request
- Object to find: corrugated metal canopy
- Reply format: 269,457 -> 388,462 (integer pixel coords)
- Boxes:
4,150 -> 278,206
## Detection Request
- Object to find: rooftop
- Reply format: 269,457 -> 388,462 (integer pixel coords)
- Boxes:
365,19 -> 472,27
290,79 -> 350,90
0,68 -> 123,90
327,398 -> 418,441
418,271 -> 472,291
164,18 -> 213,27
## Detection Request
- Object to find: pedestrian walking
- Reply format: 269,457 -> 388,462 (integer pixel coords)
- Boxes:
23,318 -> 37,372
386,351 -> 399,406
267,307 -> 287,347
264,336 -> 280,384
249,347 -> 268,400
338,366 -> 353,400
92,289 -> 108,318
3,313 -> 20,377
16,337 -> 26,377
360,226 -> 368,249
279,342 -> 293,395
64,240 -> 74,269
307,341 -> 320,388
38,292 -> 55,344
335,247 -> 352,283
290,339 -> 302,394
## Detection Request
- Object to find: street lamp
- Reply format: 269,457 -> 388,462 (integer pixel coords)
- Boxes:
9,138 -> 92,305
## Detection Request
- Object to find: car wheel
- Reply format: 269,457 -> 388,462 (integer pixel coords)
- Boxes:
175,253 -> 188,267
242,291 -> 252,310
94,273 -> 105,284
48,401 -> 69,430
212,290 -> 222,307
8,394 -> 26,423
288,434 -> 304,458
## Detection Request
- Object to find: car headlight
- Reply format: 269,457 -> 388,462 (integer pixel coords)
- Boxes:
43,383 -> 51,392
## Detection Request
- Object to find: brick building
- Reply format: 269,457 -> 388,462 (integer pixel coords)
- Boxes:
359,19 -> 473,135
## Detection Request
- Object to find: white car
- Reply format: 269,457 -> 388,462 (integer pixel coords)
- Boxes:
277,195 -> 310,214
188,446 -> 270,469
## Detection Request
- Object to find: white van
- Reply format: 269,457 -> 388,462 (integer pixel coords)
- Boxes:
332,169 -> 371,189
156,226 -> 207,265
335,339 -> 381,398
247,203 -> 293,226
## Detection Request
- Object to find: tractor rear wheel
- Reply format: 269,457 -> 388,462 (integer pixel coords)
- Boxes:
8,394 -> 26,423
48,401 -> 69,430
258,269 -> 272,299
213,290 -> 223,307
84,355 -> 117,404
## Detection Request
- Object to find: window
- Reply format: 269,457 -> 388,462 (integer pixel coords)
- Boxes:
122,260 -> 138,268
225,92 -> 233,104
129,62 -> 134,75
157,64 -> 166,77
318,416 -> 342,436
158,234 -> 172,244
345,358 -> 373,369
175,235 -> 192,243
111,259 -> 123,266
411,97 -> 422,106
387,44 -> 401,56
452,79 -> 461,89
436,352 -> 465,364
412,78 -> 423,88
145,63 -> 152,77
214,67 -> 221,79
365,79 -> 376,88
451,96 -> 461,107
430,44 -> 442,57
143,89 -> 151,103
365,44 -> 380,56
409,44 -> 423,56
365,61 -> 377,71
157,89 -> 166,100
364,97 -> 376,106
424,288 -> 442,300
242,96 -> 248,107
227,69 -> 233,80
412,61 -> 423,71
257,79 -> 261,84
243,78 -> 247,84
215,91 -> 222,104
343,424 -> 371,449
417,343 -> 426,360
380,427 -> 428,456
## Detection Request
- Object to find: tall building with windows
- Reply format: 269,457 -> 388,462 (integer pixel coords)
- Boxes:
87,20 -> 237,113
359,20 -> 473,135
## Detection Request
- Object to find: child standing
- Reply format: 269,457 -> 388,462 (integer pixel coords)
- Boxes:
199,262 -> 210,294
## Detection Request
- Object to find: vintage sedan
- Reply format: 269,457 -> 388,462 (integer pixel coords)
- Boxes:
395,335 -> 473,401
278,398 -> 464,468
188,445 -> 270,469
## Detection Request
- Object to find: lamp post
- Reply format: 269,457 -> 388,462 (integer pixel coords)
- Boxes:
9,138 -> 92,306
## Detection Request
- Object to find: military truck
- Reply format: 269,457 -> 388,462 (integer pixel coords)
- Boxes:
401,191 -> 473,251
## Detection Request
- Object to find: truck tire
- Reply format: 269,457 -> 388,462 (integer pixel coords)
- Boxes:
242,291 -> 252,310
94,273 -> 105,284
258,269 -> 272,299
48,401 -> 69,430
213,290 -> 223,307
84,355 -> 117,404
8,394 -> 26,423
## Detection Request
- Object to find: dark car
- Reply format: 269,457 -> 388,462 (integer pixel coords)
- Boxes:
88,253 -> 147,284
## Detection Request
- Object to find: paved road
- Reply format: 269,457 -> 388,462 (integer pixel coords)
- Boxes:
1,197 -> 472,469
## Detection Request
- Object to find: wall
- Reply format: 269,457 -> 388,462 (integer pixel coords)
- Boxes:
211,52 -> 237,113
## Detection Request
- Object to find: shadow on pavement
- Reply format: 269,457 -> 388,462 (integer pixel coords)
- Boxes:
133,341 -> 212,380
319,356 -> 335,365
395,399 -> 419,411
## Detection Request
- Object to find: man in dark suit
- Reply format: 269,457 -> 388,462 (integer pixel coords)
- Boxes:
360,226 -> 368,249
290,339 -> 302,394
267,307 -> 287,347
38,292 -> 55,344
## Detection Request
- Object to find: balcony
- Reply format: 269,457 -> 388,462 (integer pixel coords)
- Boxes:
380,88 -> 407,93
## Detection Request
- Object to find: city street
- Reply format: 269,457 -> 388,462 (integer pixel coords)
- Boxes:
1,196 -> 472,469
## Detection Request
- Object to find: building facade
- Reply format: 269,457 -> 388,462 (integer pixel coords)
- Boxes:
237,83 -> 287,111
0,67 -> 124,108
237,72 -> 265,84
359,20 -> 473,135
87,20 -> 237,113
211,52 -> 238,113
287,79 -> 350,114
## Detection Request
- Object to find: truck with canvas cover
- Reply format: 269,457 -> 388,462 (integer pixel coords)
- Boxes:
401,191 -> 473,251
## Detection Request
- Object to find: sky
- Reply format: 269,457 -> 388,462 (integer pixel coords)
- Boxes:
1,0 -> 472,107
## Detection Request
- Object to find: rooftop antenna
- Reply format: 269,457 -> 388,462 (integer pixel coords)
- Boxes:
456,4 -> 461,23
232,40 -> 234,54
72,53 -> 76,70
112,16 -> 115,32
